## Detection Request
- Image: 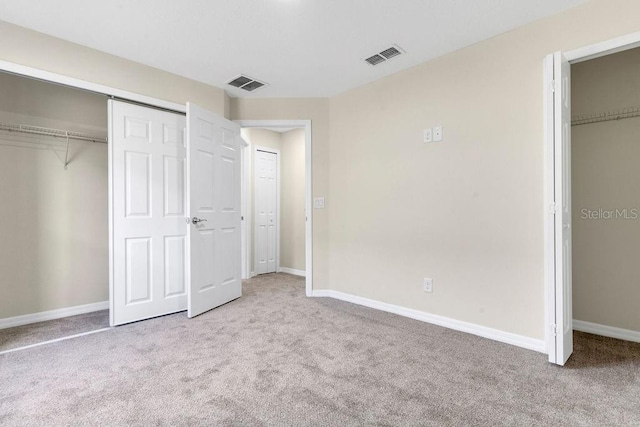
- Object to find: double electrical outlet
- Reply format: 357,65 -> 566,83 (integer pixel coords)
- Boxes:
423,126 -> 443,143
423,278 -> 433,293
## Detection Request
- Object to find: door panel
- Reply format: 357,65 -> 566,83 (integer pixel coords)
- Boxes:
110,100 -> 188,326
255,150 -> 278,274
187,102 -> 242,318
554,51 -> 573,365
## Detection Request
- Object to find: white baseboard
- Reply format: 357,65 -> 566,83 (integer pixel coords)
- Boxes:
278,267 -> 306,277
0,301 -> 109,330
574,319 -> 640,343
312,290 -> 546,353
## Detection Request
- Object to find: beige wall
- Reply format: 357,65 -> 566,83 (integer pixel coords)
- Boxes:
242,128 -> 306,273
280,129 -> 306,271
0,21 -> 226,116
0,72 -> 108,318
326,0 -> 640,340
231,99 -> 330,289
572,48 -> 640,332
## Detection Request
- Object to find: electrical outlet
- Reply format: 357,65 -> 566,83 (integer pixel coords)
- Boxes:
313,197 -> 325,209
423,128 -> 433,143
423,278 -> 433,293
433,126 -> 443,142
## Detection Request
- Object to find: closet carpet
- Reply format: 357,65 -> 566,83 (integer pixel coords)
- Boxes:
0,310 -> 109,353
1,273 -> 640,426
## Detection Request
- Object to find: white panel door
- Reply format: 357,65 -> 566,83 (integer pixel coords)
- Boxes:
109,100 -> 188,326
255,150 -> 278,274
186,102 -> 242,318
554,51 -> 573,365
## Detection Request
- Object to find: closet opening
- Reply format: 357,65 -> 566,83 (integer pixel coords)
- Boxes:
545,35 -> 640,366
571,47 -> 640,349
0,71 -> 110,352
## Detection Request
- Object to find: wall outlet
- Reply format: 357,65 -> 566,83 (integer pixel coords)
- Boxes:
423,128 -> 433,143
433,126 -> 443,142
313,197 -> 325,209
423,278 -> 433,293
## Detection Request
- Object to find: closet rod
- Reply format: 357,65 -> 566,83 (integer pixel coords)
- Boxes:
572,106 -> 640,127
0,122 -> 107,144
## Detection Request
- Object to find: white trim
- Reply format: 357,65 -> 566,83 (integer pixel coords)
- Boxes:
0,328 -> 111,355
240,137 -> 250,280
279,267 -> 306,277
543,53 -> 556,362
0,301 -> 109,330
108,100 -> 115,327
565,31 -> 640,64
0,60 -> 186,113
254,145 -> 281,275
312,290 -> 545,353
574,320 -> 640,344
544,32 -> 640,365
236,120 -> 313,297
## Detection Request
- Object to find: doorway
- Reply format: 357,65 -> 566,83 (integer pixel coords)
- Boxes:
0,70 -> 111,352
544,33 -> 640,366
237,120 -> 313,297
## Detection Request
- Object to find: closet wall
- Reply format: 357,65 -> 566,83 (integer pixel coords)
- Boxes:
243,128 -> 306,275
572,47 -> 640,332
0,72 -> 108,319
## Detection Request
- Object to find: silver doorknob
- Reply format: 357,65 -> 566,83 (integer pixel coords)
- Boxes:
192,217 -> 207,224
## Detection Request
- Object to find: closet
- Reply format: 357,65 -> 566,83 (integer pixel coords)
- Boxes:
0,72 -> 109,323
0,71 -> 244,329
571,47 -> 640,342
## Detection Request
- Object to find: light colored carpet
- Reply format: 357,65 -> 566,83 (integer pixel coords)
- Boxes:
0,310 -> 109,352
1,273 -> 640,426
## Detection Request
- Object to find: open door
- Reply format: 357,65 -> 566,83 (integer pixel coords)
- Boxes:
186,103 -> 242,318
552,51 -> 573,365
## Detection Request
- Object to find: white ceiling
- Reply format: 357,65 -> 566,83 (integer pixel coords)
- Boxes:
0,0 -> 588,98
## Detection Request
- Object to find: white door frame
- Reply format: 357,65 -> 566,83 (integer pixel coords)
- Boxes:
543,31 -> 640,365
254,146 -> 281,275
236,120 -> 313,297
0,60 -> 186,114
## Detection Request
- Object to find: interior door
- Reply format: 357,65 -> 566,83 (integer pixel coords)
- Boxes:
554,51 -> 573,365
109,100 -> 188,326
255,150 -> 278,274
186,102 -> 242,318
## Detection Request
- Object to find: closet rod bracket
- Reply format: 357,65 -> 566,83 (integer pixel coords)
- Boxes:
64,131 -> 70,170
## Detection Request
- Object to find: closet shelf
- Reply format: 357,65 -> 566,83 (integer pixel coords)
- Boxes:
0,122 -> 107,170
572,105 -> 640,127
0,122 -> 107,144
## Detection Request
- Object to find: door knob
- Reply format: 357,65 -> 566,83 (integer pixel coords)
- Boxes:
192,217 -> 207,224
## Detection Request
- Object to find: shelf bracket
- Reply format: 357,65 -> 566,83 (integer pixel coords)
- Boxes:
64,131 -> 70,170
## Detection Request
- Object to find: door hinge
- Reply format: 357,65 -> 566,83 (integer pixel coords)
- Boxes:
550,80 -> 558,93
548,203 -> 558,215
551,324 -> 558,337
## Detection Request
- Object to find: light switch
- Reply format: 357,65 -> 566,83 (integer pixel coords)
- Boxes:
423,128 -> 433,143
433,126 -> 443,142
313,197 -> 325,209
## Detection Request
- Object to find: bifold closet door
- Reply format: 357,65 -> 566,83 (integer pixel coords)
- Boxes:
255,150 -> 278,274
186,103 -> 242,318
109,100 -> 188,326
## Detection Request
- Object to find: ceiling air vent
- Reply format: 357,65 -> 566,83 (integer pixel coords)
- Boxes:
364,45 -> 405,66
226,75 -> 267,92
